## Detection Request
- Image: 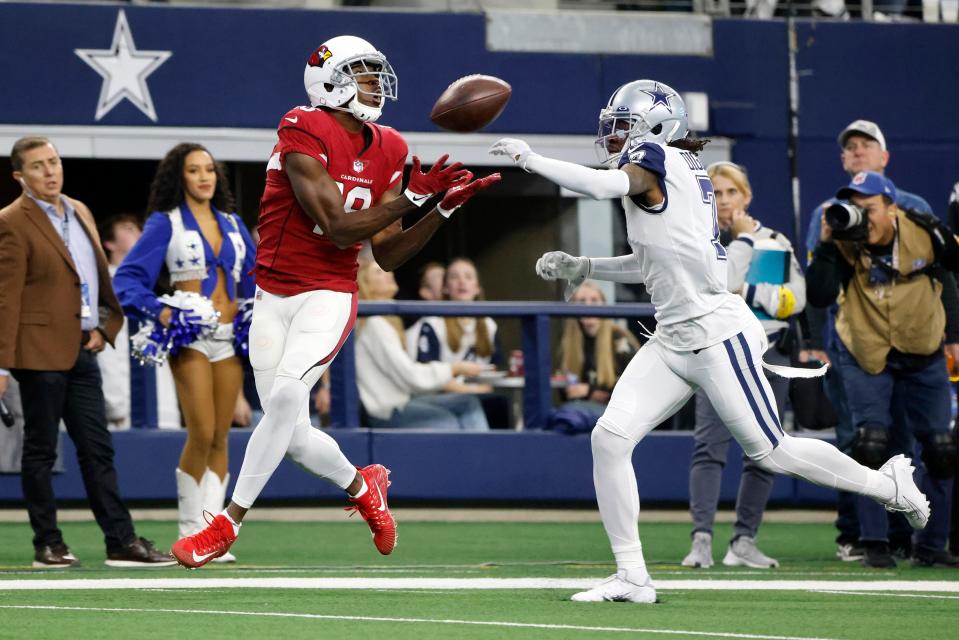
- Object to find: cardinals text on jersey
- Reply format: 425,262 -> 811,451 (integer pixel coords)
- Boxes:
255,106 -> 407,295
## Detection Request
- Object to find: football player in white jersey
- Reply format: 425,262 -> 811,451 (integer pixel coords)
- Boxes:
490,79 -> 930,604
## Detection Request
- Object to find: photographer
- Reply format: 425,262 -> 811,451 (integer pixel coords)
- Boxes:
807,171 -> 959,568
803,120 -> 938,563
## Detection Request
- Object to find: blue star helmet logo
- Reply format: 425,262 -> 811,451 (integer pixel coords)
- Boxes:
641,83 -> 674,112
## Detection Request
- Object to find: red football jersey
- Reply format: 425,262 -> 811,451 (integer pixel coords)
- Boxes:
255,107 -> 407,295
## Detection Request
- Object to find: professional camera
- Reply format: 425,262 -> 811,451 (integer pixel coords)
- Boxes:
825,202 -> 869,241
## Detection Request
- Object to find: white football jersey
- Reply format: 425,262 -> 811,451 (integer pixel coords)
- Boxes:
619,140 -> 755,350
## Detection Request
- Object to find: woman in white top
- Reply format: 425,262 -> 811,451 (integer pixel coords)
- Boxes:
356,262 -> 489,431
406,258 -> 500,389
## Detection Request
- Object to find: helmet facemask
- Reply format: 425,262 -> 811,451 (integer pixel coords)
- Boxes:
334,54 -> 398,122
594,79 -> 689,167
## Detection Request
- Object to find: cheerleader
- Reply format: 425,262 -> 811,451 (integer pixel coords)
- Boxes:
114,143 -> 255,559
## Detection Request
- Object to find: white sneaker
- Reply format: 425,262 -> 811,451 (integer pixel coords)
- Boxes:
879,454 -> 930,529
570,570 -> 656,603
210,551 -> 237,563
722,536 -> 779,568
681,531 -> 713,568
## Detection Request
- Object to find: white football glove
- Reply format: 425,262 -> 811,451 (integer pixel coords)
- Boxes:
535,251 -> 590,301
489,138 -> 533,171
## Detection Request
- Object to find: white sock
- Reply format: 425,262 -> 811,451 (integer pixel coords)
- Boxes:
351,476 -> 368,499
590,426 -> 650,584
220,510 -> 241,536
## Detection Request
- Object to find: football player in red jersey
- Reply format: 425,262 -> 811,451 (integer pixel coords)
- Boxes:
172,35 -> 499,567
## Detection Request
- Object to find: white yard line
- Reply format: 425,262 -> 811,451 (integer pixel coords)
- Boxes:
0,604 -> 840,640
812,589 -> 959,600
0,577 -> 956,592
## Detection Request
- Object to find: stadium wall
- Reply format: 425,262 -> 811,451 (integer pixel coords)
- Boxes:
0,430 -> 838,506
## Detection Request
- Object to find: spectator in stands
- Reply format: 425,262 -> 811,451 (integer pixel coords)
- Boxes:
558,281 -> 639,417
407,257 -> 511,427
682,161 -> 805,570
802,119 -> 937,563
418,261 -> 446,301
0,136 -> 174,567
356,261 -> 489,430
807,171 -> 959,569
98,213 -> 181,430
113,143 -> 256,556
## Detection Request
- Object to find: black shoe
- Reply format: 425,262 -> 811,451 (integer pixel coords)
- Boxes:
33,543 -> 80,569
889,535 -> 912,560
106,537 -> 177,567
862,542 -> 897,569
912,547 -> 959,568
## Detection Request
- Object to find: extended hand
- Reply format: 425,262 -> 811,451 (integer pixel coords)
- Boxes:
437,172 -> 502,217
535,251 -> 590,301
489,138 -> 533,170
404,154 -> 470,206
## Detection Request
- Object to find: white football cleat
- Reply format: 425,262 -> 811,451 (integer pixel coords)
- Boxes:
570,570 -> 657,603
879,454 -> 930,530
681,531 -> 714,568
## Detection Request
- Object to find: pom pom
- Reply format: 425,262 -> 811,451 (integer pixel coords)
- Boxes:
233,298 -> 254,359
130,292 -> 220,366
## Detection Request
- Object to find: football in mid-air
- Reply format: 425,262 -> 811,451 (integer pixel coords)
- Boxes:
430,75 -> 512,133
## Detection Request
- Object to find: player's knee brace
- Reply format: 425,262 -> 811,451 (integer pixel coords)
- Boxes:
851,426 -> 889,469
918,431 -> 958,480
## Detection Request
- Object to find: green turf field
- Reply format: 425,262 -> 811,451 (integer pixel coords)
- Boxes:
0,517 -> 956,639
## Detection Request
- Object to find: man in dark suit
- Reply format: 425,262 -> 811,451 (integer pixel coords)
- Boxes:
0,136 -> 174,568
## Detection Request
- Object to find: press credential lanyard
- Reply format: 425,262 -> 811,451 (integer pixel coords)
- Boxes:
61,211 -> 91,319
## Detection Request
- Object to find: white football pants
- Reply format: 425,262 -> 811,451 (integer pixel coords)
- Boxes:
231,287 -> 359,509
592,319 -> 893,570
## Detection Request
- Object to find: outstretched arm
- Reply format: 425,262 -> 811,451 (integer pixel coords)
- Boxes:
489,138 -> 659,200
535,250 -> 642,300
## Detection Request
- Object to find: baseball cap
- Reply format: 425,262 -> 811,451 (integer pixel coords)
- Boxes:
836,171 -> 897,202
837,119 -> 887,151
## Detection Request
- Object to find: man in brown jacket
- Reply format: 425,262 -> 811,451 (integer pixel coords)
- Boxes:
0,137 -> 174,568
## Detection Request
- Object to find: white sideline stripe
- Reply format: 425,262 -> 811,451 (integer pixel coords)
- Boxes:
813,589 -> 959,600
0,605 -> 836,640
0,578 -> 958,592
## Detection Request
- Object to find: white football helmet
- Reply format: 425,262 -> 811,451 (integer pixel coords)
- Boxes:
595,79 -> 688,167
303,35 -> 398,123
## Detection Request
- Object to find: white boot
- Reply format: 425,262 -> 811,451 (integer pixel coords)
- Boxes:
175,468 -> 204,539
203,469 -> 237,563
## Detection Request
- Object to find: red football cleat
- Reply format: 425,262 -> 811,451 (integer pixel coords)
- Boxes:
346,464 -> 397,555
171,512 -> 237,569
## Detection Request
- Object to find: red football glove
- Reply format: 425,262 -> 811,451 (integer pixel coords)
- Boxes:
437,172 -> 502,218
404,154 -> 470,207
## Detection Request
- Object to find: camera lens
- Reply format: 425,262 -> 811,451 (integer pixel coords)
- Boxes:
825,203 -> 864,230
824,202 -> 869,241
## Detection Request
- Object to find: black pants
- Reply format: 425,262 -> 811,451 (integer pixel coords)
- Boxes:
12,349 -> 135,552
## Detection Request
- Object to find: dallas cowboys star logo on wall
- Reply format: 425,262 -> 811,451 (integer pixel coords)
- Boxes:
74,10 -> 172,122
641,83 -> 674,112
